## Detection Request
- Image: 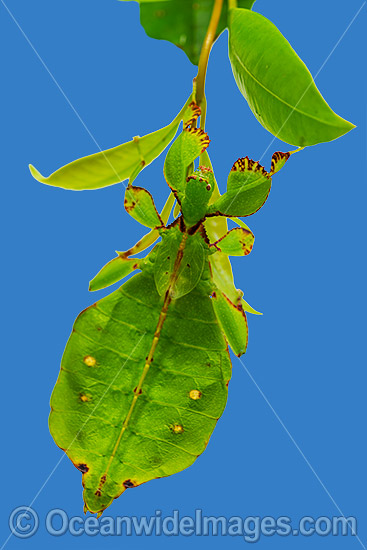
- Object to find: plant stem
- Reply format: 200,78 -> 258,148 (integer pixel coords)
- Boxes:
196,0 -> 224,128
228,0 -> 237,9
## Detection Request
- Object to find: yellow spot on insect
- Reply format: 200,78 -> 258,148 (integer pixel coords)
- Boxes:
189,389 -> 202,400
84,355 -> 96,367
80,394 -> 89,403
172,424 -> 184,434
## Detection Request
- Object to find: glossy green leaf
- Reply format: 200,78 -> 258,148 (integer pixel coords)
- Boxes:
154,225 -> 206,299
164,127 -> 210,199
212,227 -> 254,256
229,8 -> 355,146
211,288 -> 248,356
123,0 -> 255,65
29,98 -> 194,190
208,157 -> 271,218
89,257 -> 141,292
51,257 -> 231,515
124,186 -> 163,228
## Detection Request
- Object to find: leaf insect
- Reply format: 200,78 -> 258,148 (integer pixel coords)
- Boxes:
38,102 -> 294,515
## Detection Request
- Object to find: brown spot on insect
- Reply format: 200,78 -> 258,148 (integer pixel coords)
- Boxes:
80,393 -> 90,403
198,166 -> 213,174
231,156 -> 269,178
189,389 -> 202,400
95,473 -> 107,497
183,102 -> 201,129
270,151 -> 291,175
171,424 -> 184,434
84,355 -> 96,367
76,463 -> 89,473
123,479 -> 136,489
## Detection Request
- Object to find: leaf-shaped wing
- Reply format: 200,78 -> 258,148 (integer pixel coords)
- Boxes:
124,186 -> 163,228
50,259 -> 231,515
154,225 -> 206,299
228,9 -> 354,146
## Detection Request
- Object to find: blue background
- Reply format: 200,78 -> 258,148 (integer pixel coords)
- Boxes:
1,0 -> 366,548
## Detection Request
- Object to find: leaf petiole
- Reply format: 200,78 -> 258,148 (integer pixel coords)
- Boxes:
196,0 -> 224,124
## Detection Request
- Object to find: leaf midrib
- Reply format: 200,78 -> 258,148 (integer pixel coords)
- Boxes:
231,47 -> 344,129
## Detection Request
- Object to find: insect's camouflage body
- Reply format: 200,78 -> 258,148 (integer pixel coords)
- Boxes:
32,102 -> 291,515
52,234 -> 232,514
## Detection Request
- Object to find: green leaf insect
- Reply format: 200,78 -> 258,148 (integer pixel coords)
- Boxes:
32,102 -> 292,515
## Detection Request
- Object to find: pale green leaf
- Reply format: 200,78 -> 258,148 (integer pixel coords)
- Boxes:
29,97 -> 194,190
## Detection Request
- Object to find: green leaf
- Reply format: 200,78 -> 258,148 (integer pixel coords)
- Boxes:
154,225 -> 206,299
50,253 -> 231,515
208,157 -> 271,218
29,97 -> 194,190
228,8 -> 355,146
123,0 -> 255,66
211,288 -> 248,356
124,186 -> 163,228
212,227 -> 254,256
89,257 -> 141,292
164,127 -> 210,199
